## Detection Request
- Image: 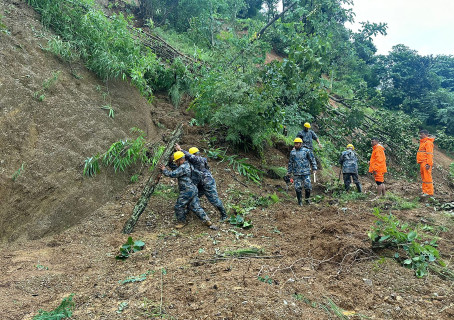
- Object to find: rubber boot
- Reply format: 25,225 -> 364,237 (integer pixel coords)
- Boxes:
356,183 -> 363,193
345,184 -> 350,192
218,206 -> 228,222
305,189 -> 311,204
296,191 -> 303,206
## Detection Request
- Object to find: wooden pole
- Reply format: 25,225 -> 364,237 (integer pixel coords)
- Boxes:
122,123 -> 184,234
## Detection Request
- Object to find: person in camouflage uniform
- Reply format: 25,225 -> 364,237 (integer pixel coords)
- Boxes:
287,138 -> 318,205
160,151 -> 216,229
175,144 -> 227,222
296,122 -> 322,150
339,144 -> 362,192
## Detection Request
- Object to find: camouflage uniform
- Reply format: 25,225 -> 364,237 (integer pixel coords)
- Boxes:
339,149 -> 362,192
162,161 -> 209,223
288,147 -> 317,204
296,129 -> 318,150
182,150 -> 227,219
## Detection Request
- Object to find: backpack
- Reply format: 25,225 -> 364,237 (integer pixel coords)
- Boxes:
189,164 -> 203,186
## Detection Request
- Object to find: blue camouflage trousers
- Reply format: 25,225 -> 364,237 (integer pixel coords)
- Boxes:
198,176 -> 225,212
294,175 -> 312,192
343,173 -> 360,189
175,188 -> 208,222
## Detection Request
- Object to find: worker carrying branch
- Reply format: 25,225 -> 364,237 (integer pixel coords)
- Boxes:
160,152 -> 216,229
417,129 -> 435,196
175,144 -> 228,222
369,137 -> 387,197
339,144 -> 362,192
287,137 -> 317,205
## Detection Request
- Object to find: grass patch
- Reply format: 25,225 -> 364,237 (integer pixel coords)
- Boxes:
32,294 -> 74,320
382,192 -> 419,210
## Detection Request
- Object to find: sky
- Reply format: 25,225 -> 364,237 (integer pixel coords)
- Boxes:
344,0 -> 454,56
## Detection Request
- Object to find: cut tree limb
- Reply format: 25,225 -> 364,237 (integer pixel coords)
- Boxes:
122,123 -> 183,234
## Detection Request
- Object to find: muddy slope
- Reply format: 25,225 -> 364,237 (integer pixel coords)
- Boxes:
0,0 -> 161,241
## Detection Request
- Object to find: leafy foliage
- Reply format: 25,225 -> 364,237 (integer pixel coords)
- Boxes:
116,236 -> 145,260
27,0 -> 165,100
119,270 -> 153,284
32,294 -> 74,320
206,148 -> 263,183
83,128 -> 163,177
11,163 -> 25,182
33,71 -> 61,101
368,208 -> 447,278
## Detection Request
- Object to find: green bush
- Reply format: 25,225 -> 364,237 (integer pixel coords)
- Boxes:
27,0 -> 164,100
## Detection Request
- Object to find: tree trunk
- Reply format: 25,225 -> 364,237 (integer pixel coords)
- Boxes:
122,123 -> 184,234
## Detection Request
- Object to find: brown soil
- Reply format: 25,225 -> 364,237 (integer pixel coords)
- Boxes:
1,1 -> 454,320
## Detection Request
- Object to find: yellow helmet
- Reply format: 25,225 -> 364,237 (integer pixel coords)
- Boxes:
294,138 -> 303,143
347,144 -> 354,150
188,147 -> 199,154
304,122 -> 311,128
173,151 -> 185,162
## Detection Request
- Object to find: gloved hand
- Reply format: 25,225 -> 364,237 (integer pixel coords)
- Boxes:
290,178 -> 294,183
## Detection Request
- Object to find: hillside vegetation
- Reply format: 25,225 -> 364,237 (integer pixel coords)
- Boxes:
0,0 -> 454,319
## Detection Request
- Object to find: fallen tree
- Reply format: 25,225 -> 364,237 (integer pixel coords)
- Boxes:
122,123 -> 183,234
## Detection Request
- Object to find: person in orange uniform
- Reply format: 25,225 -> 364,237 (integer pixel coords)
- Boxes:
417,130 -> 435,196
369,137 -> 387,197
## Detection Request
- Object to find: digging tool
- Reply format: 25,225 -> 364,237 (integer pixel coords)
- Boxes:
313,172 -> 317,183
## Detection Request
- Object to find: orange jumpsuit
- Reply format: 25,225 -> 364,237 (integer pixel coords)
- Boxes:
417,137 -> 435,195
369,144 -> 387,182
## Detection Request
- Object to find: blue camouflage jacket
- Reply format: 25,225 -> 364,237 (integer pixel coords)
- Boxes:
181,150 -> 212,178
339,149 -> 358,174
288,147 -> 317,176
162,161 -> 197,192
296,129 -> 318,149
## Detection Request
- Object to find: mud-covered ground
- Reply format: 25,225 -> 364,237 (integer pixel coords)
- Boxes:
1,1 -> 454,319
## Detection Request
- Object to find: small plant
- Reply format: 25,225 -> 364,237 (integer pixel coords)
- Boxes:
0,14 -> 9,34
83,128 -> 163,177
206,147 -> 263,183
117,301 -> 129,313
12,163 -> 25,181
153,184 -> 179,200
450,162 -> 454,180
257,275 -> 273,285
32,294 -> 74,320
223,247 -> 263,257
229,205 -> 253,229
101,105 -> 115,118
36,263 -> 48,270
119,270 -> 153,284
130,174 -> 139,182
33,71 -> 61,101
368,208 -> 448,278
116,237 -> 145,260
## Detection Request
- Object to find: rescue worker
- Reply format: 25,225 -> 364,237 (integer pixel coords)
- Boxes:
369,137 -> 387,197
339,144 -> 362,192
160,151 -> 216,229
296,122 -> 322,150
417,130 -> 435,196
287,137 -> 317,205
175,144 -> 228,221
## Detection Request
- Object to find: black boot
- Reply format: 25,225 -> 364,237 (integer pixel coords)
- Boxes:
218,206 -> 228,222
345,184 -> 350,192
305,189 -> 311,204
296,191 -> 303,206
356,183 -> 363,193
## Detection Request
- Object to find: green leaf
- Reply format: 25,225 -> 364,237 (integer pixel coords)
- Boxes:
403,259 -> 412,265
407,231 -> 417,241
